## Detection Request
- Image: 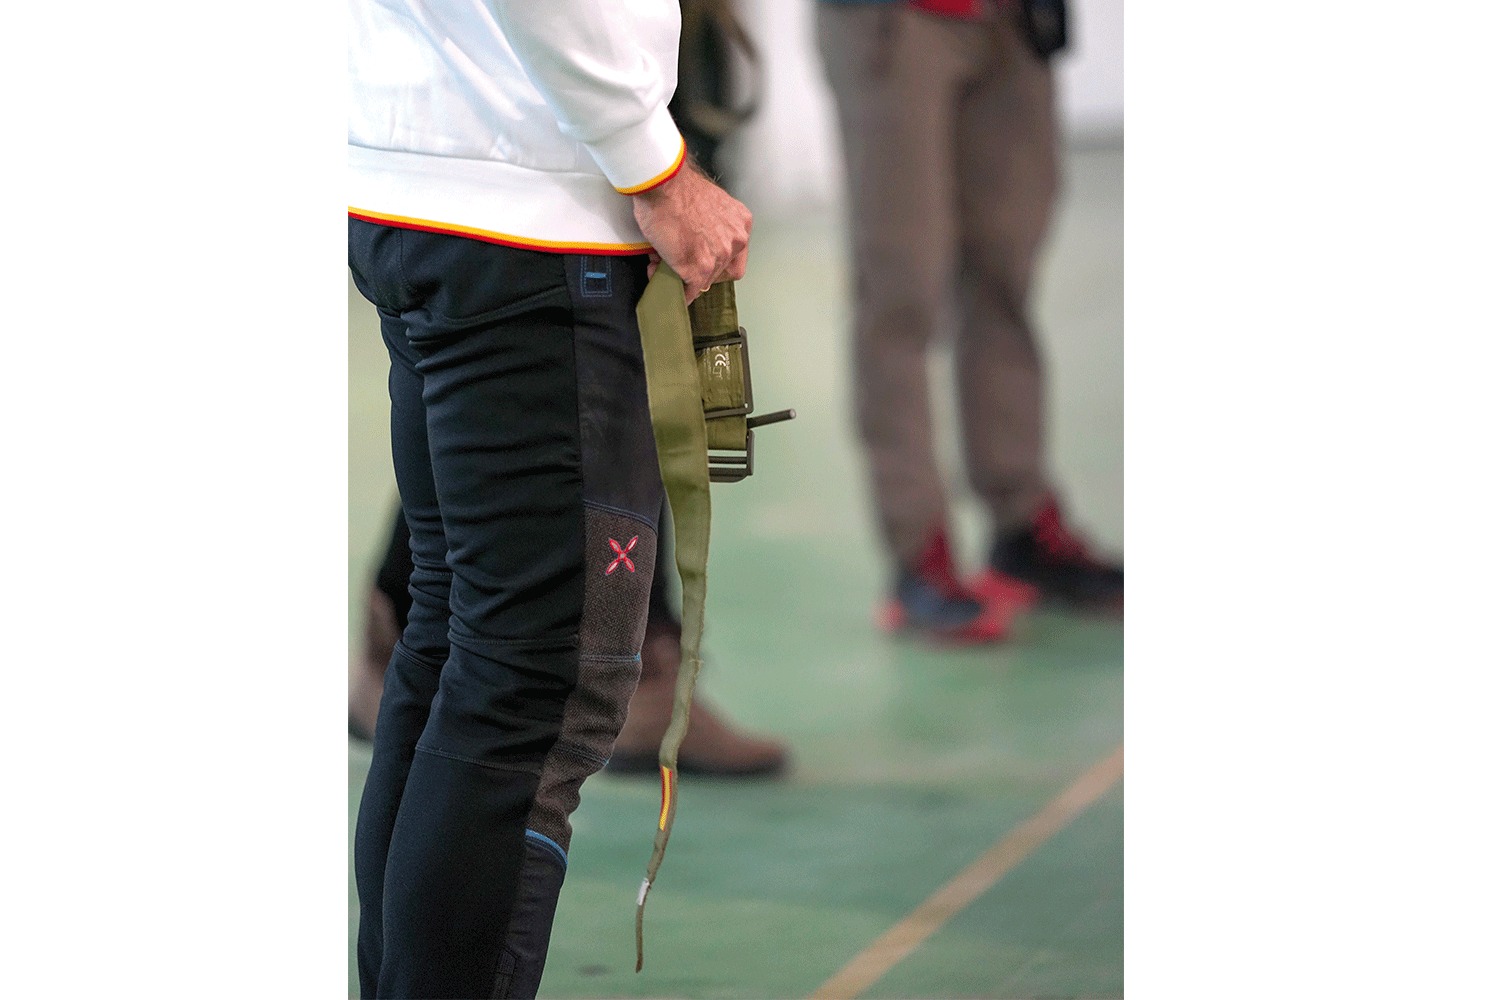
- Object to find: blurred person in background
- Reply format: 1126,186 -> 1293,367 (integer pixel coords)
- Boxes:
815,0 -> 1123,644
347,1 -> 753,996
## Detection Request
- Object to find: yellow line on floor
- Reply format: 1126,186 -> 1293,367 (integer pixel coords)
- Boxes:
807,745 -> 1125,1000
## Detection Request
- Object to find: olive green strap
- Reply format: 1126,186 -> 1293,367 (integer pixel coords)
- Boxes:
633,265 -> 712,972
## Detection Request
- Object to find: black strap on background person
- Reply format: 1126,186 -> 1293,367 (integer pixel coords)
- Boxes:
1018,0 -> 1069,60
670,0 -> 762,178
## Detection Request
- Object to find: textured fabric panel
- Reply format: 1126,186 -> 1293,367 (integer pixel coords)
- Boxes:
580,507 -> 658,657
526,666 -> 634,852
527,508 -> 658,850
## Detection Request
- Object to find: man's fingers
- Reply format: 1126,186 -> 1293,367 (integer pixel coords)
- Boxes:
631,166 -> 752,298
677,251 -> 718,298
683,240 -> 746,295
682,272 -> 712,304
726,244 -> 749,282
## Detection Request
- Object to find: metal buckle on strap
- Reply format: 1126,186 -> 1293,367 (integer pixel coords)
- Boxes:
696,325 -> 794,483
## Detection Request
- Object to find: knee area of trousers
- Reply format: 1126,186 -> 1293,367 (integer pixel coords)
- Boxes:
436,651 -> 576,722
418,645 -> 577,759
856,295 -> 944,348
447,630 -> 580,685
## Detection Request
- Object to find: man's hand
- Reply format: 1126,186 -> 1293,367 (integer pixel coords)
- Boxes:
632,160 -> 752,303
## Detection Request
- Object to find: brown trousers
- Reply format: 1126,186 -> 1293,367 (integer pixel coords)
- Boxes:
816,3 -> 1059,566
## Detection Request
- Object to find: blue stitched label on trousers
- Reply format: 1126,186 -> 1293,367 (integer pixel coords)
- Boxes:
580,256 -> 612,298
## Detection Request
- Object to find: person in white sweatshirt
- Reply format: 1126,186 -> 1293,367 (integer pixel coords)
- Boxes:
347,3 -> 751,997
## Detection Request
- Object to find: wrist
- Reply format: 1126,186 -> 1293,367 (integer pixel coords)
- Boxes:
632,157 -> 703,207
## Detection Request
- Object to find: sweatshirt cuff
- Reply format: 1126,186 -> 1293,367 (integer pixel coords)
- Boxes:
587,102 -> 687,195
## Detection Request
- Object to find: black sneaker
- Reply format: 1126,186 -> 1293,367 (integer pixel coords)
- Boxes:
982,499 -> 1123,610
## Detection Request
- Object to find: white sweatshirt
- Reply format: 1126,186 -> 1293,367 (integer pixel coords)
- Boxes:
348,0 -> 687,253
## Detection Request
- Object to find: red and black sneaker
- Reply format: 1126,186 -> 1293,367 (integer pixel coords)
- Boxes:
974,498 -> 1123,612
877,529 -> 1010,645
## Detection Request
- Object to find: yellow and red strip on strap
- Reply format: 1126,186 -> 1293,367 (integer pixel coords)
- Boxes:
658,765 -> 675,830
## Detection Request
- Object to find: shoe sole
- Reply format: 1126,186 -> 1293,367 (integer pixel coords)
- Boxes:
876,601 -> 1007,645
968,569 -> 1041,612
974,569 -> 1122,618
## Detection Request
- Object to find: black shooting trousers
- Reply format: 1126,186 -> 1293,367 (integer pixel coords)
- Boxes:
348,219 -> 664,999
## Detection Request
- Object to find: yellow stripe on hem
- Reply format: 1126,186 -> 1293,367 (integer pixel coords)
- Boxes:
347,208 -> 652,255
614,140 -> 688,196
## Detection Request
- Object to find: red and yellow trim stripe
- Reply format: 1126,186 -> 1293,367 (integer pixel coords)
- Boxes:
347,207 -> 651,255
614,139 -> 687,196
657,766 -> 675,830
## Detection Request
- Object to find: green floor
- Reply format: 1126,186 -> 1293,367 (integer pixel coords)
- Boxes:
349,144 -> 1123,999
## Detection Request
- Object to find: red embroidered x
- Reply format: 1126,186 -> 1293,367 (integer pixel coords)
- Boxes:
606,536 -> 639,575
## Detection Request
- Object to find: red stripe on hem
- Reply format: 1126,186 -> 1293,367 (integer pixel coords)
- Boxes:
347,210 -> 650,256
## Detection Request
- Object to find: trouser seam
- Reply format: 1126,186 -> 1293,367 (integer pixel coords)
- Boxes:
582,498 -> 657,533
392,639 -> 444,673
550,740 -> 610,769
413,744 -> 543,774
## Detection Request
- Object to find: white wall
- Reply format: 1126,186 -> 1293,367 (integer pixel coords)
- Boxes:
727,0 -> 1123,213
1056,0 -> 1125,138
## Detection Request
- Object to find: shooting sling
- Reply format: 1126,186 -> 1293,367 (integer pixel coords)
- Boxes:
632,266 -> 791,971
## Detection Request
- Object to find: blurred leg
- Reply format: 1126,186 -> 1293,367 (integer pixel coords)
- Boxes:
818,7 -> 1012,643
818,4 -> 968,568
349,509 -> 413,742
948,16 -> 1123,610
374,510 -> 414,628
952,8 -> 1061,531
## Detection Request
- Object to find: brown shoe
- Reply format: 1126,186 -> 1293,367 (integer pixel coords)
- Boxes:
606,622 -> 790,779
